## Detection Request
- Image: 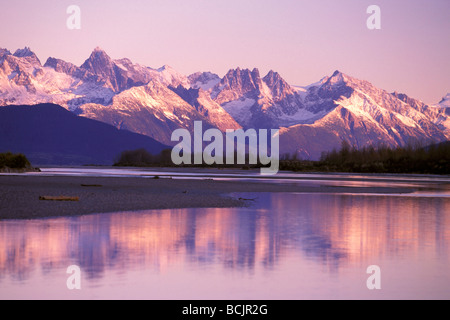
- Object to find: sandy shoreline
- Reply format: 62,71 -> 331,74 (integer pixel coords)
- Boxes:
0,175 -> 415,220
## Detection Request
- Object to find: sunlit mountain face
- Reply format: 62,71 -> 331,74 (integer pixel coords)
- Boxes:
1,47 -> 449,159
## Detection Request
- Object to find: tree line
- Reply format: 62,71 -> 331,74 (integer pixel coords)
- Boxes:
114,148 -> 269,170
114,141 -> 450,175
280,141 -> 450,175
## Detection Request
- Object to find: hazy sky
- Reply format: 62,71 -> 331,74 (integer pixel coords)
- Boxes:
1,0 -> 449,104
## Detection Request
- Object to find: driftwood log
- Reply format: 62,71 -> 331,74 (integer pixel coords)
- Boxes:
39,196 -> 79,202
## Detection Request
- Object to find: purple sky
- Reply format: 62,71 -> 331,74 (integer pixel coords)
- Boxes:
1,0 -> 449,104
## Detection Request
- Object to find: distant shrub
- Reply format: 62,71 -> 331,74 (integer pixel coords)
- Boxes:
0,152 -> 31,169
114,149 -> 173,167
114,148 -> 267,170
280,141 -> 450,175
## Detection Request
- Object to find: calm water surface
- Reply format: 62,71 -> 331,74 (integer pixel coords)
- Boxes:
0,170 -> 449,300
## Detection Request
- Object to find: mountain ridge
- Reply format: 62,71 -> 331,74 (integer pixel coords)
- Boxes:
0,47 -> 449,160
0,103 -> 168,165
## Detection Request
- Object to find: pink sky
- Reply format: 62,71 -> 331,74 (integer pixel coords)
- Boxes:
1,0 -> 449,104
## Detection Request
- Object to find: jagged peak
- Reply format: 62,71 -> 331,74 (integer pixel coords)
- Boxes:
331,70 -> 342,77
188,71 -> 219,79
13,47 -> 35,58
114,57 -> 133,65
324,70 -> 351,86
81,47 -> 113,71
188,71 -> 202,78
251,68 -> 260,77
436,93 -> 450,108
93,46 -> 106,53
221,68 -> 264,89
439,93 -> 450,103
43,57 -> 79,75
263,70 -> 292,88
263,70 -> 285,82
225,67 -> 240,75
188,71 -> 220,83
392,92 -> 427,109
391,91 -> 412,103
224,67 -> 260,77
43,57 -> 60,68
155,65 -> 187,79
0,48 -> 11,57
85,47 -> 112,62
157,65 -> 175,72
222,68 -> 239,80
10,47 -> 41,66
44,56 -> 66,65
330,70 -> 345,79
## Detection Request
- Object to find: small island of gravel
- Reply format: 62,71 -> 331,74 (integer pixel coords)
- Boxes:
0,174 -> 416,220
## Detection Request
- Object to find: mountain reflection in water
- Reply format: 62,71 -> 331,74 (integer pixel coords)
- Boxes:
0,192 -> 449,299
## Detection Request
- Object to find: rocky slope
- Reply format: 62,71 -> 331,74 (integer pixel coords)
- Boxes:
1,47 -> 448,160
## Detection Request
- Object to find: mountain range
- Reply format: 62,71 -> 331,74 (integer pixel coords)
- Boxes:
1,47 -> 449,161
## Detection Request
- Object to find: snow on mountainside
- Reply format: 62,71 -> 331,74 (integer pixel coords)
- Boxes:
79,48 -> 188,92
76,80 -> 240,145
12,47 -> 41,65
210,68 -> 333,129
435,93 -> 450,109
0,47 -> 449,159
169,85 -> 241,131
0,47 -> 192,110
188,72 -> 221,91
76,80 -> 199,144
149,65 -> 190,88
0,47 -> 116,109
279,71 -> 450,159
392,92 -> 450,134
0,48 -> 89,108
0,47 -> 237,141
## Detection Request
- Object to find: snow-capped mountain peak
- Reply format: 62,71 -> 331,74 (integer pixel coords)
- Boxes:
148,64 -> 190,88
212,68 -> 322,128
93,46 -> 105,52
79,48 -> 151,93
156,65 -> 173,72
0,48 -> 12,57
10,47 -> 41,66
212,67 -> 264,103
44,57 -> 80,76
0,49 -> 11,66
81,48 -> 113,73
1,47 -> 449,161
279,72 -> 450,159
188,72 -> 221,91
326,70 -> 346,84
263,70 -> 296,100
436,93 -> 450,109
13,47 -> 36,58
